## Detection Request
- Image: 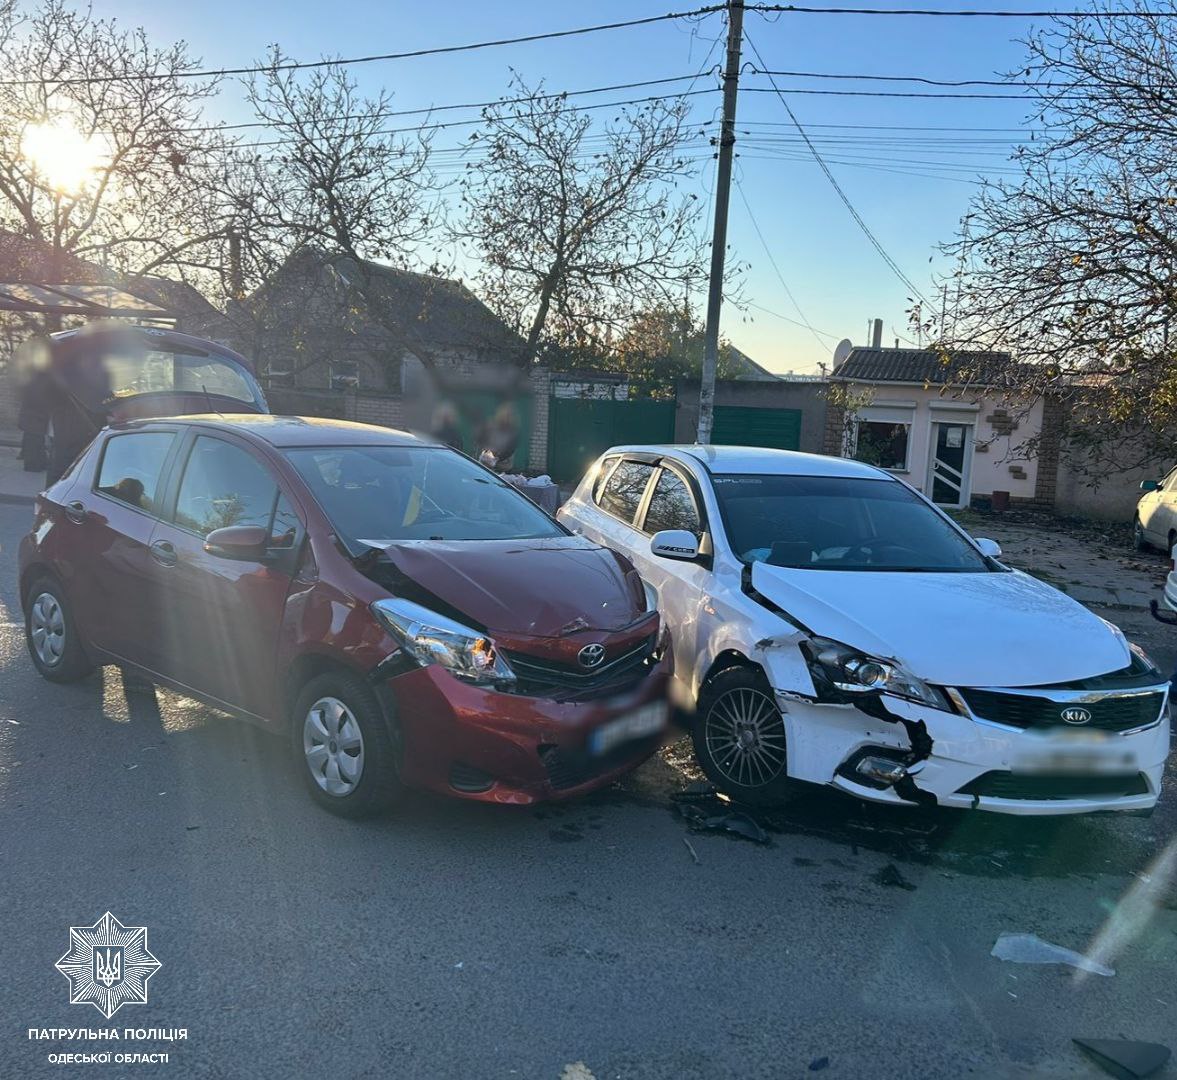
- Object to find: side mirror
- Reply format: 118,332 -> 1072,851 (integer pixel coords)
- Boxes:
1140,479 -> 1161,492
204,525 -> 270,561
974,537 -> 1002,559
650,529 -> 699,561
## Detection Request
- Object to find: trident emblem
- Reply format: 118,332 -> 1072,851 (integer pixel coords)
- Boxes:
93,946 -> 123,988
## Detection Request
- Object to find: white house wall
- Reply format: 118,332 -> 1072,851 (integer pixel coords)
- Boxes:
846,381 -> 1044,501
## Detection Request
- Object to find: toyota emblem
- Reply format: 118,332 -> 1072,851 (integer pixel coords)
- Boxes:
578,643 -> 606,669
1060,706 -> 1092,725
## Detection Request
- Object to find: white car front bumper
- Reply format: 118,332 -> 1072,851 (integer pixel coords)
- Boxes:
778,690 -> 1169,816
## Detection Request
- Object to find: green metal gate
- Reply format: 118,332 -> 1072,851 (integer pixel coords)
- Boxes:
712,406 -> 802,451
547,395 -> 677,483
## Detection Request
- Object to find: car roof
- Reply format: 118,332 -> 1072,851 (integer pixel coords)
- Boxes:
112,414 -> 442,449
602,444 -> 890,480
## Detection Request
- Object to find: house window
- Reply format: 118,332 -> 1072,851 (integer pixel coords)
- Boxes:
265,369 -> 294,389
329,360 -> 360,390
854,421 -> 910,471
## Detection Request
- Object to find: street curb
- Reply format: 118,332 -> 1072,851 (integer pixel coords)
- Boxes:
0,494 -> 34,506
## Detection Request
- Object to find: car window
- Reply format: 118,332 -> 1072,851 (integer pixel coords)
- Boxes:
270,492 -> 300,549
174,436 -> 279,537
592,456 -> 620,503
95,432 -> 175,514
597,460 -> 655,524
644,468 -> 701,537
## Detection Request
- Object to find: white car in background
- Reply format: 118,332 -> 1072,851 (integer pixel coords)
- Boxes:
558,445 -> 1170,816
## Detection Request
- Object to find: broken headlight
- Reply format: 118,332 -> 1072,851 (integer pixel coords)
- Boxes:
804,636 -> 949,711
372,598 -> 515,686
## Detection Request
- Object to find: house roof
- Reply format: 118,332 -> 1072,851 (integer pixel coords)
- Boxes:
833,346 -> 1014,386
726,346 -> 780,381
250,248 -> 526,359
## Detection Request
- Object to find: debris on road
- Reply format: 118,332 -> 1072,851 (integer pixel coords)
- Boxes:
670,786 -> 771,845
872,863 -> 917,891
809,1056 -> 830,1071
1073,1037 -> 1171,1079
683,837 -> 701,865
560,1063 -> 597,1080
990,932 -> 1115,976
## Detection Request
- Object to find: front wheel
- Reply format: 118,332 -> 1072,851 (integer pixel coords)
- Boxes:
292,670 -> 402,818
24,576 -> 94,683
692,666 -> 794,806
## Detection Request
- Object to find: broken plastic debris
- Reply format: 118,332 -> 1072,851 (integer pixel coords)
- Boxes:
670,787 -> 770,844
872,863 -> 916,891
990,932 -> 1114,976
1073,1038 -> 1171,1080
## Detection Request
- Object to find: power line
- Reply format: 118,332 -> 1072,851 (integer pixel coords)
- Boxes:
750,4 -> 1177,16
751,68 -> 1118,88
176,75 -> 713,134
743,86 -> 1079,99
0,6 -> 726,87
744,31 -> 926,301
734,177 -> 833,350
746,300 -> 840,338
234,88 -> 719,150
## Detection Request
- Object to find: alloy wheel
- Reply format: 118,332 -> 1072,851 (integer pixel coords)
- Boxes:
704,686 -> 787,789
303,696 -> 366,797
29,591 -> 65,668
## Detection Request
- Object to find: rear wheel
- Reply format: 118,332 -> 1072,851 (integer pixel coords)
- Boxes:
292,670 -> 402,818
692,665 -> 794,806
1133,516 -> 1150,552
24,576 -> 93,683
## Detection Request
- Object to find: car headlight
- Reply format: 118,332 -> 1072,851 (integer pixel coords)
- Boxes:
1128,640 -> 1160,674
804,636 -> 949,711
372,598 -> 515,686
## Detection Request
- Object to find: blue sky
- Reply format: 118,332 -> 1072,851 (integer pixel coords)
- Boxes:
100,0 -> 1051,373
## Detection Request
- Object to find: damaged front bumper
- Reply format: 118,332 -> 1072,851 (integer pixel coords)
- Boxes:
777,688 -> 1170,816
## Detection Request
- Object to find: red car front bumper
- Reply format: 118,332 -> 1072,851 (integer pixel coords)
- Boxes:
386,657 -> 672,804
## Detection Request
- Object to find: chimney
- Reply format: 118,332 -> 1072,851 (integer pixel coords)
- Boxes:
871,318 -> 883,348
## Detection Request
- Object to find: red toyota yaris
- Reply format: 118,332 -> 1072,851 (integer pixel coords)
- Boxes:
19,415 -> 670,816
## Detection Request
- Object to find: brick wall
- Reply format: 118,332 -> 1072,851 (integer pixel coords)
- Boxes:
822,397 -> 847,456
1032,393 -> 1065,508
528,366 -> 550,474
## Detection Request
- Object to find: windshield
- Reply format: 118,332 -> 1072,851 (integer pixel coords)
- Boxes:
104,346 -> 264,407
713,473 -> 990,572
286,445 -> 564,545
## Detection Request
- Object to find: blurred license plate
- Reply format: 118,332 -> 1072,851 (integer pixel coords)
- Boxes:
588,702 -> 667,757
1012,735 -> 1137,775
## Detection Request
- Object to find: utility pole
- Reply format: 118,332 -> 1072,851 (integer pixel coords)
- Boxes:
697,0 -> 744,445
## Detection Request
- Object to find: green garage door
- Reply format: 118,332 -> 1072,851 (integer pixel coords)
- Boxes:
712,406 -> 802,450
548,396 -> 677,483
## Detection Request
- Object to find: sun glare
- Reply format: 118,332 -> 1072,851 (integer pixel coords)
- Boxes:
21,120 -> 101,192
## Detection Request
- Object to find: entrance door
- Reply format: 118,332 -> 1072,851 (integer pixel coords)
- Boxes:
927,422 -> 973,507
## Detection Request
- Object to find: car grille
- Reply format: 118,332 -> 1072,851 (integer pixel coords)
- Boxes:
957,771 -> 1150,801
957,688 -> 1165,733
538,740 -> 659,791
503,634 -> 659,701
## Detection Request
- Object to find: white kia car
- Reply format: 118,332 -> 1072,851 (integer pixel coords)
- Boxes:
558,445 -> 1170,816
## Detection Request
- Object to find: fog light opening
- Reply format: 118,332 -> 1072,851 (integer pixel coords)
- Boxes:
856,755 -> 910,787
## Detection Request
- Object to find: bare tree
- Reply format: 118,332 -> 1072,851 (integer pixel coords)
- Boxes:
458,76 -> 708,366
928,3 -> 1177,470
235,50 -> 444,384
0,2 -> 233,292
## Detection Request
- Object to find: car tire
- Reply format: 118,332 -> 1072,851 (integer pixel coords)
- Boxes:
1133,516 -> 1150,552
24,575 -> 94,683
692,665 -> 794,806
292,669 -> 403,818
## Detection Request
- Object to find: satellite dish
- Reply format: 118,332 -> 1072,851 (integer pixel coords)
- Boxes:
832,338 -> 853,370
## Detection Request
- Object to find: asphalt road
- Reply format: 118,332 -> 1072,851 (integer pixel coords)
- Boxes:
1,502 -> 1175,1080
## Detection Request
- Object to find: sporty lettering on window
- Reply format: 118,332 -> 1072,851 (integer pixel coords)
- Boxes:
558,444 -> 1170,817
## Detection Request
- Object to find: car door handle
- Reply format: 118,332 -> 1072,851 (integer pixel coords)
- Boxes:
149,539 -> 178,567
65,501 -> 87,525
